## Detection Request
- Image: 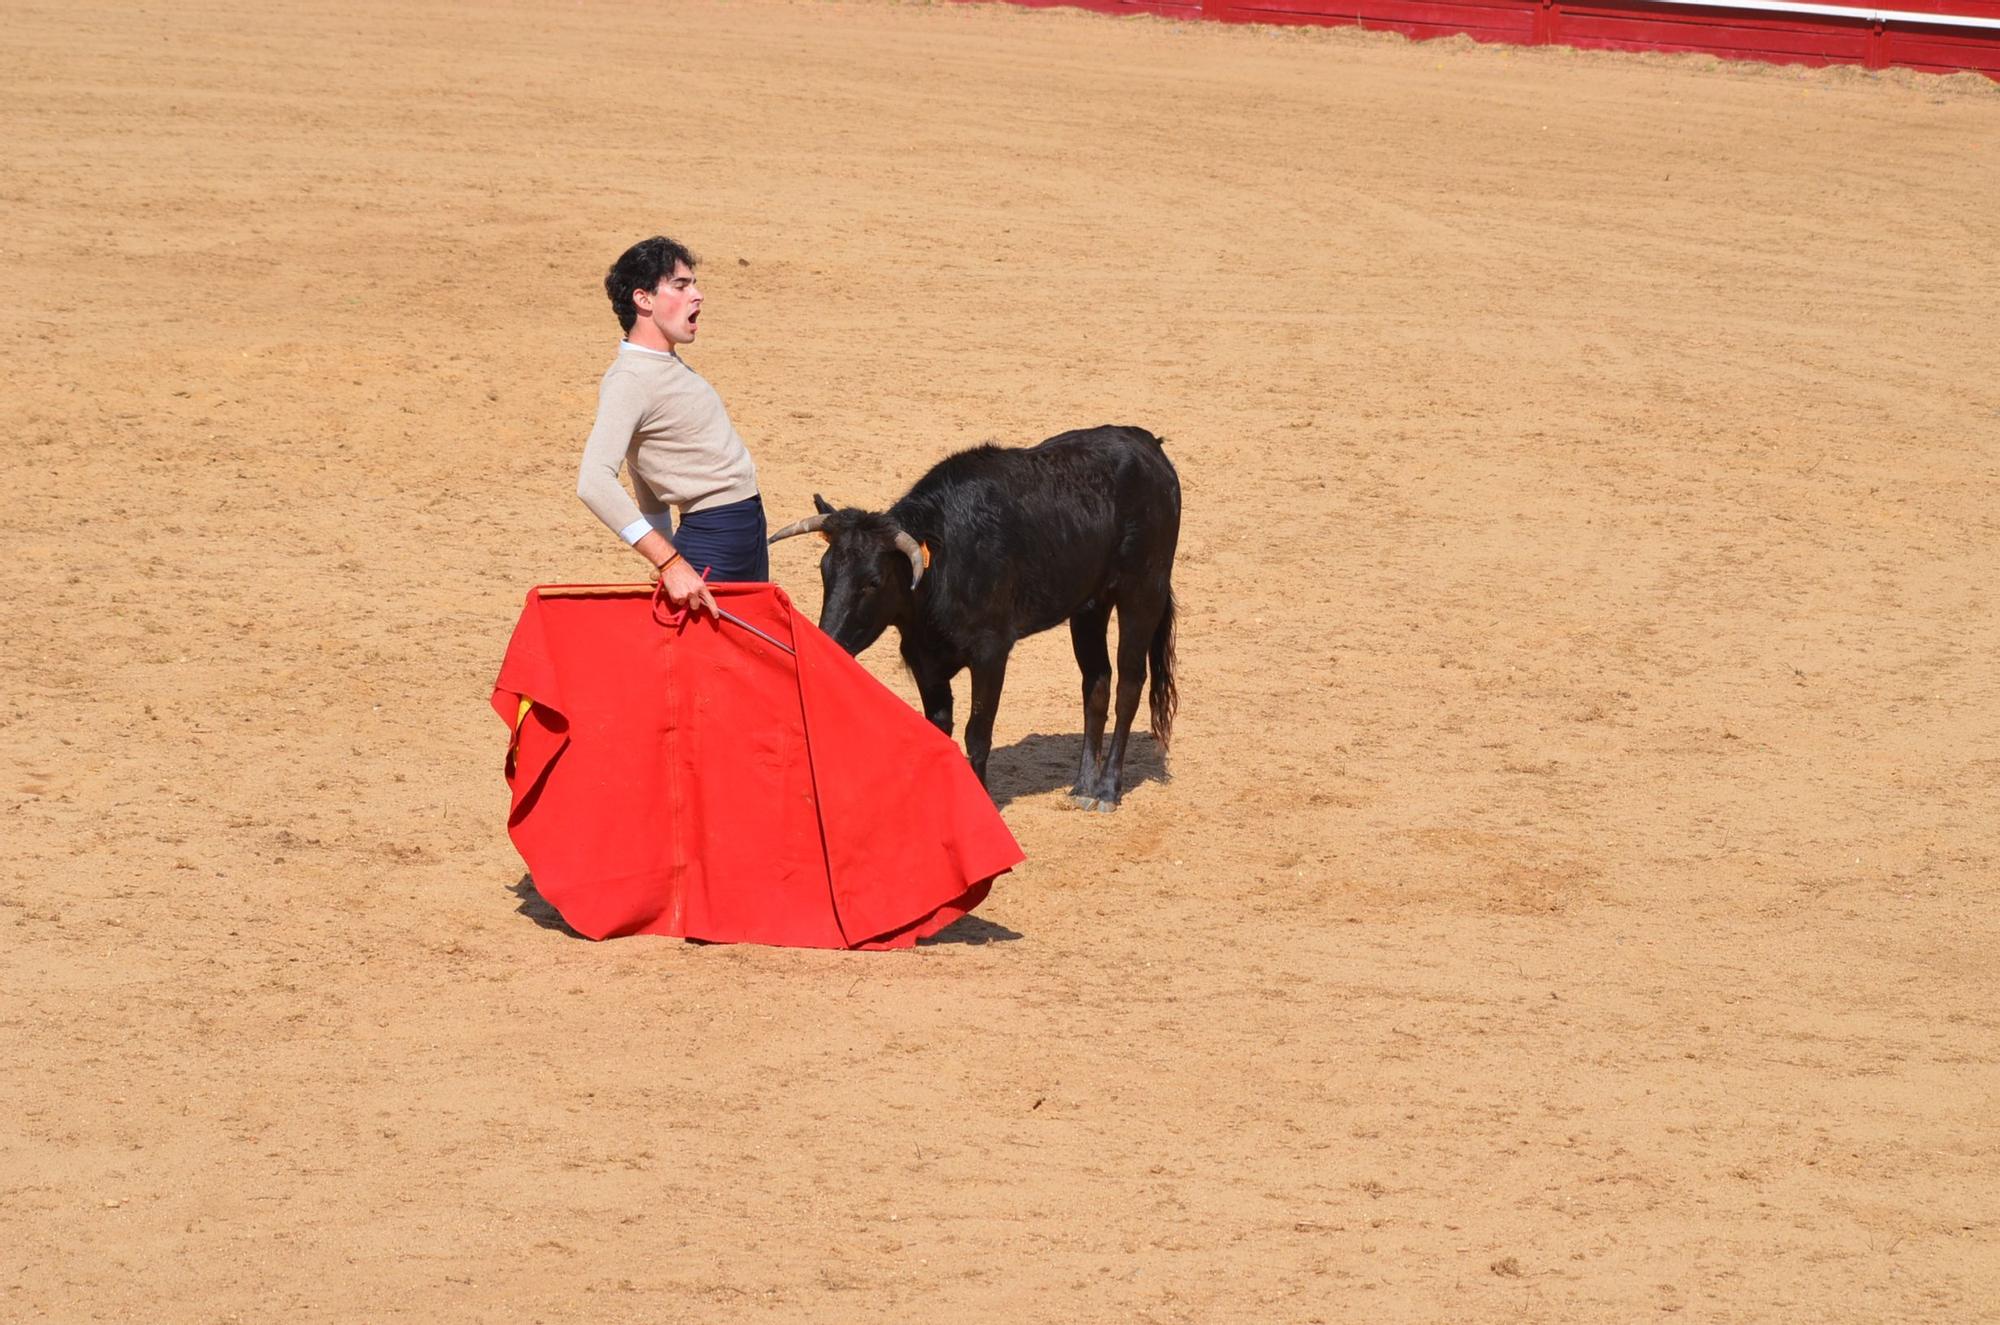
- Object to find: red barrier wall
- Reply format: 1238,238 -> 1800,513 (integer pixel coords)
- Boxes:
967,0 -> 2000,78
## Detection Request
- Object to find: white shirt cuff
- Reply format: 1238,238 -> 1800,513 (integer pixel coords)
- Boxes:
618,511 -> 676,545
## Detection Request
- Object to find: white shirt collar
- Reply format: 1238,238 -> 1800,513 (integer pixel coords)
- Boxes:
619,340 -> 680,361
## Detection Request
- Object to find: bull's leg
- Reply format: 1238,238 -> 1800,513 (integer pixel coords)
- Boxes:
1088,598 -> 1164,810
901,640 -> 958,739
1068,604 -> 1112,802
911,658 -> 956,739
964,650 -> 1010,788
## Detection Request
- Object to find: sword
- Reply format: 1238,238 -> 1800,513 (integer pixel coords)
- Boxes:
692,562 -> 797,656
713,606 -> 795,656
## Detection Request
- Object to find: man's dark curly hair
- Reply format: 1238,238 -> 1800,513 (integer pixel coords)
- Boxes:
605,236 -> 698,334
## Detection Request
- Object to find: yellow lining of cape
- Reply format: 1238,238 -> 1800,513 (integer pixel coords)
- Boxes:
506,695 -> 533,773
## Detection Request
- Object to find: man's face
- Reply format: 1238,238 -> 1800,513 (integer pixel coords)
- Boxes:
634,261 -> 701,345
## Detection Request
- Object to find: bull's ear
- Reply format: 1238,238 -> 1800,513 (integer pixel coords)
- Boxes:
813,493 -> 835,515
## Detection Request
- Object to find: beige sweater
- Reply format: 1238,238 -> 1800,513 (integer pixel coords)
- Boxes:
576,342 -> 759,543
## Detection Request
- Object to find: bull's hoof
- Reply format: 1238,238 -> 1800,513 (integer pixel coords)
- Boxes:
1066,792 -> 1120,813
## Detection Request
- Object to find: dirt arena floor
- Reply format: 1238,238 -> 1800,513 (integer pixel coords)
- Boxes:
6,0 -> 1998,1319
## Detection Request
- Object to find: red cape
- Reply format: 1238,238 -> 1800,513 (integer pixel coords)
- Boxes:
491,583 -> 1022,949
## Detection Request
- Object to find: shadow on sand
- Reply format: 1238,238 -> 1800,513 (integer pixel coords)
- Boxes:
981,730 -> 1169,809
510,874 -> 589,940
917,913 -> 1024,946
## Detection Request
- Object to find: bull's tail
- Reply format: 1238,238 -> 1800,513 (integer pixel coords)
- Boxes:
1148,590 -> 1178,757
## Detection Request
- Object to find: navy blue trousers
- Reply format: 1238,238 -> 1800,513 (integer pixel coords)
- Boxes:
672,494 -> 769,583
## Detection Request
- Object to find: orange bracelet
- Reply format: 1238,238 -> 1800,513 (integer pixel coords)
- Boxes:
655,550 -> 683,576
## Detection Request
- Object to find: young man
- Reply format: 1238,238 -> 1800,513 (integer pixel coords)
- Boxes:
577,236 -> 768,616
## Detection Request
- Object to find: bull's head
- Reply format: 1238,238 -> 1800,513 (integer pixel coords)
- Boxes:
769,494 -> 926,656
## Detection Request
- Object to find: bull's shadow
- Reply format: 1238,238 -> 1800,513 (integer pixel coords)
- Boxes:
917,913 -> 1023,945
981,730 -> 1170,810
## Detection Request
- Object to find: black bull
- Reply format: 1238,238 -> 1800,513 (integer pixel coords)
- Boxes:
770,425 -> 1181,811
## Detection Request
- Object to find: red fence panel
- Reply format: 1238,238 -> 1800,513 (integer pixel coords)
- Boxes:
958,0 -> 2000,78
1553,1 -> 1876,66
1884,18 -> 2000,72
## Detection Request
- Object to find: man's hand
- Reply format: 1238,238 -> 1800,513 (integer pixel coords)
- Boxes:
657,555 -> 717,617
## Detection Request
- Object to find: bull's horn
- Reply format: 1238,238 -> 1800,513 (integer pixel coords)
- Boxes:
768,513 -> 830,544
892,530 -> 925,590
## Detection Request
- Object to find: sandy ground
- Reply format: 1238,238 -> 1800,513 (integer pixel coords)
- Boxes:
5,0 -> 1998,1319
